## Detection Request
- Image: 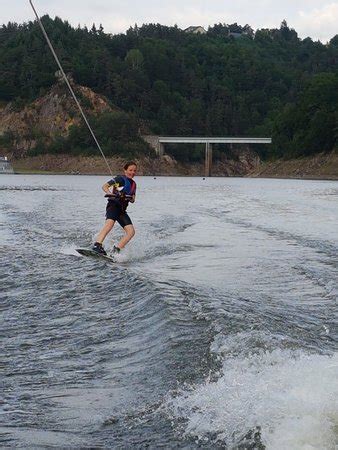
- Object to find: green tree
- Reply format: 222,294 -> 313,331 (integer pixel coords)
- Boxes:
125,48 -> 144,69
1,16 -> 337,160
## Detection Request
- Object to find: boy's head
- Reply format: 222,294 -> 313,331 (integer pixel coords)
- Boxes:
124,161 -> 137,178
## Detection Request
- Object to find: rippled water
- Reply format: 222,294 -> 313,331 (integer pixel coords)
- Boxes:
1,174 -> 337,449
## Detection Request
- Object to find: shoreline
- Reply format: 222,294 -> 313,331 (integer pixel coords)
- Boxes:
249,151 -> 338,180
6,170 -> 338,181
4,151 -> 338,180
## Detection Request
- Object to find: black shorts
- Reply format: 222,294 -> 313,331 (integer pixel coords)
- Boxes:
106,202 -> 132,227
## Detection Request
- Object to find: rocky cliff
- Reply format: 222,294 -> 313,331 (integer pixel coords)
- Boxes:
0,80 -> 113,158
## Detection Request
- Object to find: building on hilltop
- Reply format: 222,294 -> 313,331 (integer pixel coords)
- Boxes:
184,24 -> 254,38
184,26 -> 207,34
229,31 -> 244,39
229,24 -> 254,38
0,156 -> 14,174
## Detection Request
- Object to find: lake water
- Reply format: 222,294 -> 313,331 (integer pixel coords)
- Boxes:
1,174 -> 337,449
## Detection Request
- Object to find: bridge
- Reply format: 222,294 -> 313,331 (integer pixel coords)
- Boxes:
143,136 -> 272,176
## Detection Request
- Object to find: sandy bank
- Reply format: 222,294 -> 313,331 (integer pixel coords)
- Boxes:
249,152 -> 338,180
10,152 -> 338,180
11,153 -> 256,177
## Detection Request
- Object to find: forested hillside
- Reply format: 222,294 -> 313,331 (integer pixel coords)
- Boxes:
0,17 -> 337,160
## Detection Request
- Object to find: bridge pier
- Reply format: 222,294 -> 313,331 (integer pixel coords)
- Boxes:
205,142 -> 212,177
158,142 -> 165,157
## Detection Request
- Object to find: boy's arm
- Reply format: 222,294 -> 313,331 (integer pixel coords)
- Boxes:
102,182 -> 112,194
129,182 -> 136,203
102,178 -> 120,195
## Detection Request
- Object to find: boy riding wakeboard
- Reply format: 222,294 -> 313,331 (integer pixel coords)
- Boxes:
93,162 -> 137,255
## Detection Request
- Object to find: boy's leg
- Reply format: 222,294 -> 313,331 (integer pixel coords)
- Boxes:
96,219 -> 115,244
116,224 -> 135,249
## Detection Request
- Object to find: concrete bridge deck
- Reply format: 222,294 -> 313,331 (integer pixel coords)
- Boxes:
143,135 -> 272,176
158,137 -> 272,144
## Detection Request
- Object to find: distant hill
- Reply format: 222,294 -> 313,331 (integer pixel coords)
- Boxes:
0,17 -> 337,161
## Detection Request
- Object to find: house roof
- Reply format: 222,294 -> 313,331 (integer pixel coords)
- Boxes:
184,26 -> 207,33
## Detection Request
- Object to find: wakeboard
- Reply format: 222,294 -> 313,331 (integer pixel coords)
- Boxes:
76,248 -> 116,262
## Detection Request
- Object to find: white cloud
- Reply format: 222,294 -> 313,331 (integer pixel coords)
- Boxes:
2,0 -> 337,42
295,3 -> 338,42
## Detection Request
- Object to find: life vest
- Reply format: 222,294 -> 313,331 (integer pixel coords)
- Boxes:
109,175 -> 136,196
107,175 -> 136,210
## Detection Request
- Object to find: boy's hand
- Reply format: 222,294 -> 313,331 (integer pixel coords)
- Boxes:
104,192 -> 120,198
104,192 -> 133,200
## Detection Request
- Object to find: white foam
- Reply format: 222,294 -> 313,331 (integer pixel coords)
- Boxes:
59,243 -> 81,256
165,333 -> 338,449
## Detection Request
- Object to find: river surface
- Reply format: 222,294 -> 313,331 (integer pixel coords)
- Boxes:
1,174 -> 337,449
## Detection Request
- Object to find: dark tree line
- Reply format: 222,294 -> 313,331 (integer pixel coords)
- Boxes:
0,16 -> 337,159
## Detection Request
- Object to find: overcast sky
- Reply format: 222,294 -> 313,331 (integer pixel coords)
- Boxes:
3,0 -> 338,42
